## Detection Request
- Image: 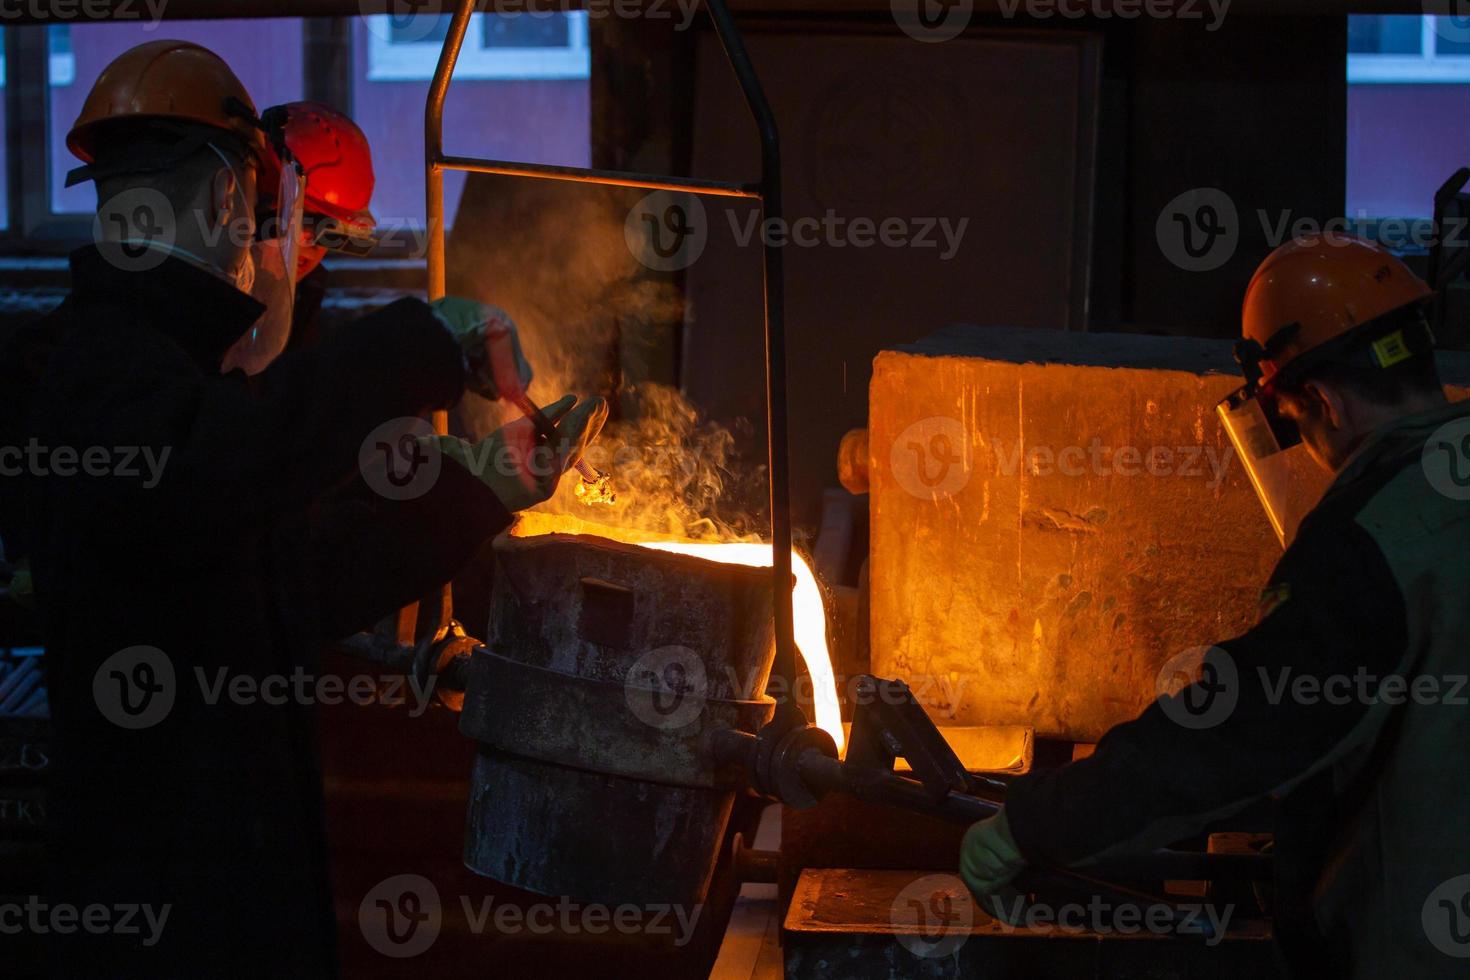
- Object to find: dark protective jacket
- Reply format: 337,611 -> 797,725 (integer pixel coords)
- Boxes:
1006,397 -> 1470,978
22,246 -> 511,978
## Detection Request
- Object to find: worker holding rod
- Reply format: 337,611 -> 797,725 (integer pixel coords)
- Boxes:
962,234 -> 1470,979
10,40 -> 605,977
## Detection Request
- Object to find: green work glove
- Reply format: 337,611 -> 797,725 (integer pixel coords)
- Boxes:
433,394 -> 609,513
960,810 -> 1027,901
430,296 -> 532,401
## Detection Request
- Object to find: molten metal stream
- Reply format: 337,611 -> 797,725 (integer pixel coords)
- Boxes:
511,515 -> 844,752
641,541 -> 844,753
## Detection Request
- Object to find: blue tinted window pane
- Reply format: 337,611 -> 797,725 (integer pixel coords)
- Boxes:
352,18 -> 589,230
1348,14 -> 1422,55
1435,16 -> 1470,55
482,12 -> 569,49
390,13 -> 449,44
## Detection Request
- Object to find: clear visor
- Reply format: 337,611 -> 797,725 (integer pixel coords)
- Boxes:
221,161 -> 305,376
1217,389 -> 1334,548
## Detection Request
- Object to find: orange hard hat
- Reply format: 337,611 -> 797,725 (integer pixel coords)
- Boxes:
66,39 -> 273,177
1240,232 -> 1432,384
272,101 -> 376,235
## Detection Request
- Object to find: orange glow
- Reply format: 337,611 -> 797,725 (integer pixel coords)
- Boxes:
512,514 -> 845,753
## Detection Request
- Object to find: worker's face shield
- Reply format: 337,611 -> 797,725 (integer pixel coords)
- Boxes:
1216,380 -> 1334,549
221,157 -> 305,375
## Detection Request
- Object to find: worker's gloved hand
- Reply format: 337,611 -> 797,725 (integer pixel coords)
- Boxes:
434,394 -> 609,512
429,296 -> 532,401
960,810 -> 1027,901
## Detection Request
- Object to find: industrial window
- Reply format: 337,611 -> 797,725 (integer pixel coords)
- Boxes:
1348,14 -> 1470,83
364,12 -> 590,81
1347,14 -> 1470,220
0,16 -> 589,253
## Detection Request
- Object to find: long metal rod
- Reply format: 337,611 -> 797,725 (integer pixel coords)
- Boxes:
417,0 -> 800,718
794,751 -> 1270,882
702,0 -> 797,710
435,156 -> 761,199
407,0 -> 480,646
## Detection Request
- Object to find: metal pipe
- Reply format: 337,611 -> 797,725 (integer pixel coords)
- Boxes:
435,156 -> 761,199
417,0 -> 798,716
702,0 -> 798,714
410,0 -> 480,644
794,750 -> 1270,882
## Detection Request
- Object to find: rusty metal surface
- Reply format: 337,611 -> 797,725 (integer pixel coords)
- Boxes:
462,532 -> 779,908
459,647 -> 773,788
868,326 -> 1282,742
783,868 -> 1279,980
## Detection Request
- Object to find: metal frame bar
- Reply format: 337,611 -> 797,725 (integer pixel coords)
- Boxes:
418,0 -> 799,706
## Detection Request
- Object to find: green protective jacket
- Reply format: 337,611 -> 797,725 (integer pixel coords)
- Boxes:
1006,396 -> 1470,978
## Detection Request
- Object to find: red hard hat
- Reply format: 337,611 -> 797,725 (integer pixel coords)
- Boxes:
274,101 -> 376,235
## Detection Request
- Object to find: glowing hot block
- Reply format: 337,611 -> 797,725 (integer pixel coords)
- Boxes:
512,513 -> 844,753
